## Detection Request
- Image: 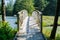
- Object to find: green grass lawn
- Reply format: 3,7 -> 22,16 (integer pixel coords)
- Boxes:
43,16 -> 60,27
43,16 -> 60,40
43,27 -> 60,40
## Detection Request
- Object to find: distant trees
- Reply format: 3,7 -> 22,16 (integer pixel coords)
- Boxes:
13,0 -> 48,15
34,0 -> 42,11
13,0 -> 57,16
34,0 -> 48,11
43,0 -> 57,15
0,0 -> 14,16
6,0 -> 14,16
0,0 -> 58,16
13,0 -> 35,15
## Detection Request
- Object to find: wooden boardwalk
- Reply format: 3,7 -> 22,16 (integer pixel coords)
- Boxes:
14,16 -> 46,40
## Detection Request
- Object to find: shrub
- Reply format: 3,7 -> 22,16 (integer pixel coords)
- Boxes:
0,21 -> 17,40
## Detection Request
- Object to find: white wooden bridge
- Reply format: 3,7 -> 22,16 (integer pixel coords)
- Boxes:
14,10 -> 46,40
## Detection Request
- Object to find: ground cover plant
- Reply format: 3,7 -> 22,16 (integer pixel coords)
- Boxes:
0,21 -> 17,40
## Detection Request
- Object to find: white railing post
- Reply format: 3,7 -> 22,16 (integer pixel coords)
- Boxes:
17,10 -> 28,31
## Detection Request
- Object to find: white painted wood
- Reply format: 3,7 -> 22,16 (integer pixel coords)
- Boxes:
18,10 -> 28,27
15,10 -> 44,40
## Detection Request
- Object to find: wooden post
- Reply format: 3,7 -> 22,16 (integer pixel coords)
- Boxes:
1,0 -> 6,21
50,0 -> 60,39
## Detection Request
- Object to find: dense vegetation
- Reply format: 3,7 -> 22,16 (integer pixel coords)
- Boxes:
0,0 -> 57,16
13,0 -> 35,15
13,0 -> 57,16
0,21 -> 17,40
6,0 -> 14,16
0,0 -> 14,16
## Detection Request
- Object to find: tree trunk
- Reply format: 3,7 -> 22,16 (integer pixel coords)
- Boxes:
50,0 -> 60,39
1,0 -> 6,21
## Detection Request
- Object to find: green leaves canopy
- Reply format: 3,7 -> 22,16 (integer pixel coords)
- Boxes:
13,0 -> 35,15
13,0 -> 57,16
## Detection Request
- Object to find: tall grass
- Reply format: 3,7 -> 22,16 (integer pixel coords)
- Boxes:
43,27 -> 60,40
42,16 -> 60,40
43,16 -> 60,27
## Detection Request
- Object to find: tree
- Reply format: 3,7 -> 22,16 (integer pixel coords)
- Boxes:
6,0 -> 14,16
50,0 -> 60,39
34,0 -> 48,11
1,0 -> 6,21
43,0 -> 57,15
13,0 -> 35,15
34,0 -> 42,11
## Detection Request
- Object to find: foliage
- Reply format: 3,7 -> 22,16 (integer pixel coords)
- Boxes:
34,0 -> 49,11
43,0 -> 57,15
0,0 -> 58,16
34,0 -> 42,11
0,21 -> 17,40
13,0 -> 35,15
6,0 -> 14,16
13,0 -> 57,16
34,0 -> 57,15
0,0 -> 14,16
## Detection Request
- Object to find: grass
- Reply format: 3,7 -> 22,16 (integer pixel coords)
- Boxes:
42,16 -> 60,27
42,16 -> 60,40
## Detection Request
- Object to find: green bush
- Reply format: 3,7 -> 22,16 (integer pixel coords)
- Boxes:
0,21 -> 17,40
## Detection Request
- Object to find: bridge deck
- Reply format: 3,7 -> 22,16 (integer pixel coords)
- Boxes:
14,16 -> 46,40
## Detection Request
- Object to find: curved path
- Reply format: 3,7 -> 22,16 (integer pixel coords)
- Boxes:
14,16 -> 46,40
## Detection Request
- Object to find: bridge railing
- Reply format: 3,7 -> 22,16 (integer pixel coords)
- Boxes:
17,10 -> 42,33
32,10 -> 42,33
17,10 -> 28,31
